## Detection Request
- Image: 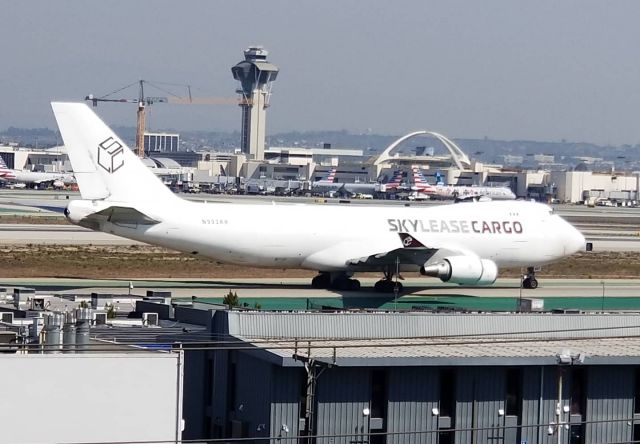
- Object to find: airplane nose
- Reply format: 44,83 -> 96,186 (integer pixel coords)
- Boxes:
567,225 -> 586,255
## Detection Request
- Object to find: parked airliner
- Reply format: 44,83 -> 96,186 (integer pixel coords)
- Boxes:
411,167 -> 516,201
52,102 -> 585,292
0,157 -> 75,189
311,168 -> 381,197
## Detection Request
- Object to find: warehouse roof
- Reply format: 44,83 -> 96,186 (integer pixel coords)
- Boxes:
237,335 -> 640,367
225,311 -> 640,367
227,311 -> 640,340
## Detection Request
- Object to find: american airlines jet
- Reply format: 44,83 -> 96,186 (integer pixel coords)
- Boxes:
411,167 -> 516,201
52,103 -> 585,292
311,168 -> 381,197
0,156 -> 74,188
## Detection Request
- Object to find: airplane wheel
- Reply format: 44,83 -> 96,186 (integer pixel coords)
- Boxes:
528,278 -> 538,289
374,280 -> 402,293
311,274 -> 330,289
333,278 -> 360,291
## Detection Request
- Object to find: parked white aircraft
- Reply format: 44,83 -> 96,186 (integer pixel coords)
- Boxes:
0,156 -> 74,189
411,167 -> 516,201
311,168 -> 381,197
52,102 -> 585,292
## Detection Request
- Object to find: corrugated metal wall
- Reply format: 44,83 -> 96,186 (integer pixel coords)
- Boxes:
519,366 -> 559,444
509,365 -> 573,444
387,367 -> 439,444
585,366 -> 634,443
454,368 -> 507,444
215,351 -> 640,443
229,312 -> 640,340
456,367 -> 474,444
520,367 -> 540,444
233,353 -> 273,439
181,349 -> 207,440
315,367 -> 371,444
473,367 -> 506,443
211,350 -> 230,435
270,368 -> 303,443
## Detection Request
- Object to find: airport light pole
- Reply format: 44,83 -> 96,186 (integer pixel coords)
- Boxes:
518,269 -> 524,311
601,280 -> 605,311
394,257 -> 400,310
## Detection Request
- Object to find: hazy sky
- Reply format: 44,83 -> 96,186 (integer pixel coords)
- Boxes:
2,0 -> 639,145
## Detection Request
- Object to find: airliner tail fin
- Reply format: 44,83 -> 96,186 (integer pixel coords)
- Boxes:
51,102 -> 177,203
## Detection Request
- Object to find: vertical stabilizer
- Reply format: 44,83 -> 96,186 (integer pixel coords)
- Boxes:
315,168 -> 337,184
0,156 -> 15,179
411,166 -> 435,193
51,102 -> 178,203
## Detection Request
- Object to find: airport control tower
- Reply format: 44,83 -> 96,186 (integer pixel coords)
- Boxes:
231,46 -> 279,161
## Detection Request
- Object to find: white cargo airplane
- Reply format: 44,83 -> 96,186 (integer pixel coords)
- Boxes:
0,156 -> 75,189
52,102 -> 586,292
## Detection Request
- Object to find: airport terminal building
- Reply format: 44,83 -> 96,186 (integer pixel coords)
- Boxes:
2,138 -> 639,204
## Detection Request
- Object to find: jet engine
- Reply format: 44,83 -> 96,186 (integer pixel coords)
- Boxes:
420,256 -> 498,285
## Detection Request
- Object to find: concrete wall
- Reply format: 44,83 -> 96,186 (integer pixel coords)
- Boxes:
0,352 -> 182,444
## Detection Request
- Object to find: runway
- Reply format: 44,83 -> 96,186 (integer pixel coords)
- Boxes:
0,224 -> 142,245
1,277 -> 640,312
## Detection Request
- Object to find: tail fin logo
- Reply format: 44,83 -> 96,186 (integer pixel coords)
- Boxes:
97,137 -> 124,173
399,232 -> 426,248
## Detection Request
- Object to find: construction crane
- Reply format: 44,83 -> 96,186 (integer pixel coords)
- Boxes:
85,80 -> 243,158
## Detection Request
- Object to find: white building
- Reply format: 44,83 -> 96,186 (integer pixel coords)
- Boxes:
550,170 -> 640,203
144,132 -> 180,153
0,351 -> 183,444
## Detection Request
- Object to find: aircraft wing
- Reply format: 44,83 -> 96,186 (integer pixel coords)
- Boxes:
2,200 -> 67,214
454,195 -> 491,203
336,184 -> 355,197
346,233 -> 457,268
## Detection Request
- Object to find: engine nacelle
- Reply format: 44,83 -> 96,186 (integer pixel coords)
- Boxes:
420,256 -> 498,285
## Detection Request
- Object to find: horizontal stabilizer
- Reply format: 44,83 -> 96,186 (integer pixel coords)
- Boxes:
85,206 -> 160,225
5,201 -> 67,214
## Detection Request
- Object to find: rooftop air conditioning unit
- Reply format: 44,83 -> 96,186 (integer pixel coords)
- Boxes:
143,312 -> 159,327
31,298 -> 46,310
93,312 -> 107,326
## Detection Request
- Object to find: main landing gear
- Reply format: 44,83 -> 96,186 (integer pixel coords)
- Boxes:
311,272 -> 361,291
522,267 -> 539,289
374,266 -> 403,293
311,265 -> 403,294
